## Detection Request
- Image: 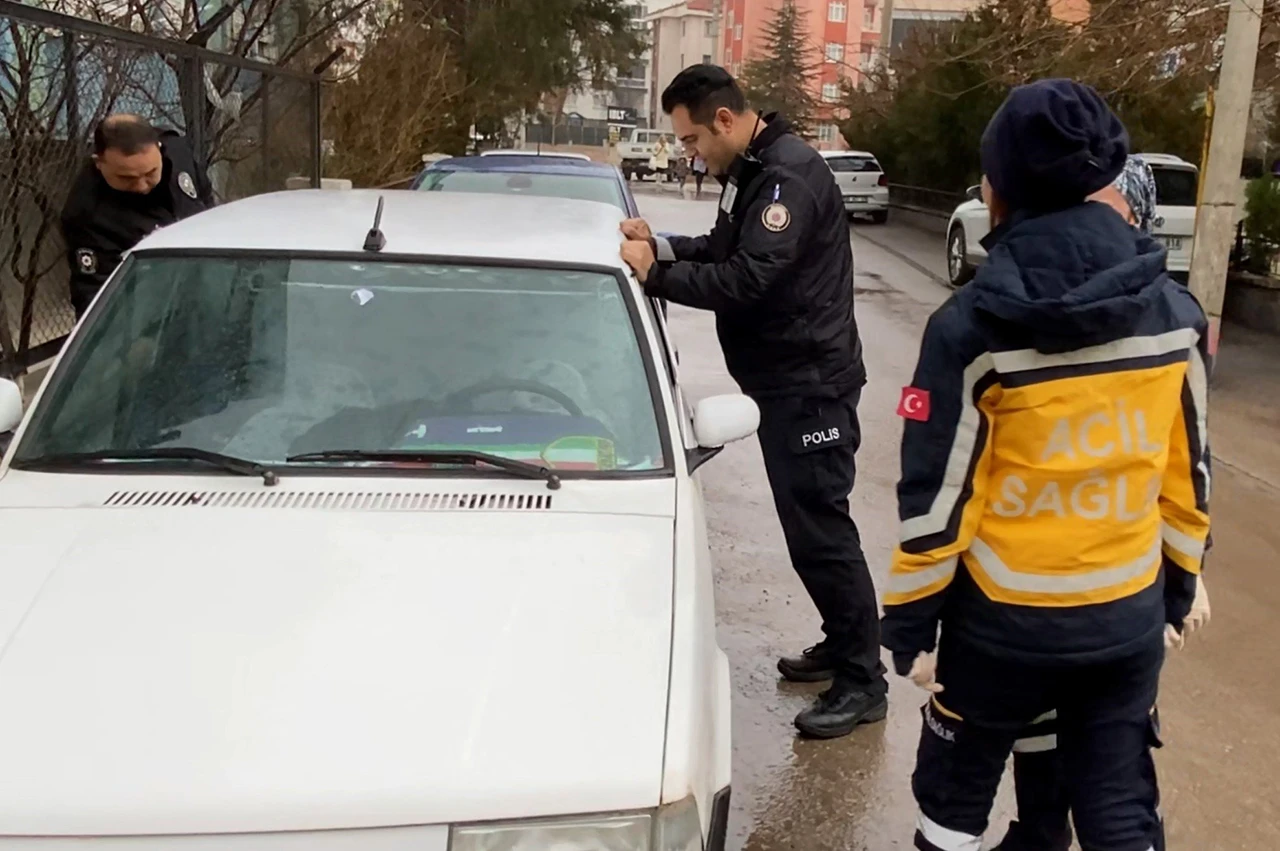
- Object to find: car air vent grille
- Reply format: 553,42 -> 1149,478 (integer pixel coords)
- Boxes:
102,491 -> 554,511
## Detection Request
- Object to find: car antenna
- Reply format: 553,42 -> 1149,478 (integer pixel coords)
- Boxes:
363,196 -> 386,252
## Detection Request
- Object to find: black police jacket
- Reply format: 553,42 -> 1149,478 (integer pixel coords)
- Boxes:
59,130 -> 213,311
647,115 -> 864,399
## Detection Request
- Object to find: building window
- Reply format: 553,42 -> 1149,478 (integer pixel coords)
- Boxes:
864,6 -> 877,30
817,123 -> 838,143
682,19 -> 687,35
825,42 -> 844,63
706,20 -> 715,37
735,23 -> 743,41
822,82 -> 840,102
680,53 -> 685,68
703,53 -> 712,65
828,1 -> 847,22
860,46 -> 875,70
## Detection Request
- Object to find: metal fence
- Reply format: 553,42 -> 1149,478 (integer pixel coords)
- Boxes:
524,121 -> 612,148
0,0 -> 322,377
888,183 -> 969,216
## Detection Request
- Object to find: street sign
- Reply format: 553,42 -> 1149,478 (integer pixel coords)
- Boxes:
607,106 -> 637,124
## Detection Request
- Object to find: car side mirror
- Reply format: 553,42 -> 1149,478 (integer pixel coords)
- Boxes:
687,394 -> 760,473
0,377 -> 23,454
965,185 -> 983,202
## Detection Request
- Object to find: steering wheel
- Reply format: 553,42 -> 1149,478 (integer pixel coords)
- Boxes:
442,378 -> 584,417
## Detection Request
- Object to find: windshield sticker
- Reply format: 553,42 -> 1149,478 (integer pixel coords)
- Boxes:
542,436 -> 617,471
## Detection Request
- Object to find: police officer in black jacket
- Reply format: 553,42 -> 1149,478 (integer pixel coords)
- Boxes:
620,65 -> 887,738
60,114 -> 213,318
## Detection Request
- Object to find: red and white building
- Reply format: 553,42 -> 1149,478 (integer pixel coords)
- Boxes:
720,0 -> 886,149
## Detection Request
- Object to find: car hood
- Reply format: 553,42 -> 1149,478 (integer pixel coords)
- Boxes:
0,506 -> 675,836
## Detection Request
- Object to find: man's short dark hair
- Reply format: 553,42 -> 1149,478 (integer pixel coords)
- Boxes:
93,115 -> 161,156
661,64 -> 747,125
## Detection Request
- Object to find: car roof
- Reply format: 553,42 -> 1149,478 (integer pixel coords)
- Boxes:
821,150 -> 877,160
1136,153 -> 1197,169
133,190 -> 629,270
426,155 -> 620,177
479,150 -> 593,161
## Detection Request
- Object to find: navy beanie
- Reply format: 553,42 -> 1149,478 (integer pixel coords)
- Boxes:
980,78 -> 1129,213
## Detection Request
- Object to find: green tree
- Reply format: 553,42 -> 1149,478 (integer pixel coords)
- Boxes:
418,0 -> 646,153
839,0 -> 1222,195
738,0 -> 820,136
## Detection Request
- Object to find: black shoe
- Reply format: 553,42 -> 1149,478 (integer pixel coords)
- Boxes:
794,683 -> 888,739
777,644 -> 835,683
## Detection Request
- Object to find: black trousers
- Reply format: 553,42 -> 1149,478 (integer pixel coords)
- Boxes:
1002,707 -> 1166,851
912,634 -> 1165,851
753,389 -> 887,695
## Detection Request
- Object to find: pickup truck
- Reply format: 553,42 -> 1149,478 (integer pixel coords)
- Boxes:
617,128 -> 685,181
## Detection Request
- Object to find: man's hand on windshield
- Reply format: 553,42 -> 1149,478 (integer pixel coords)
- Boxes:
620,218 -> 653,242
620,239 -> 656,283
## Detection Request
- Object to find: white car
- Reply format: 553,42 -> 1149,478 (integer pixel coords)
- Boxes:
945,152 -> 1200,287
820,150 -> 890,224
0,190 -> 748,850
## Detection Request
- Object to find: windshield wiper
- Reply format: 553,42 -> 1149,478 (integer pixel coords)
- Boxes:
286,449 -> 562,490
16,447 -> 281,487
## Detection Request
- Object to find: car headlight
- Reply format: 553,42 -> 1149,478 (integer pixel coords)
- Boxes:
451,796 -> 702,851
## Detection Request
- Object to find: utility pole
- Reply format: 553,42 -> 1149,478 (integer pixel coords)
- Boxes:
1187,0 -> 1263,361
711,0 -> 723,66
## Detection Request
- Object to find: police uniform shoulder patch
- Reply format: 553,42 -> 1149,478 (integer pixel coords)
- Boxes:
178,171 -> 198,199
762,202 -> 791,233
75,248 -> 97,275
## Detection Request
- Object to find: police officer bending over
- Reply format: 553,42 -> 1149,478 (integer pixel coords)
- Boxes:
618,64 -> 888,739
61,114 -> 213,318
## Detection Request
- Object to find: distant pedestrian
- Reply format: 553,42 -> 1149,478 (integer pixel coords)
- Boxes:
649,135 -> 671,182
692,154 -> 707,197
60,114 -> 212,319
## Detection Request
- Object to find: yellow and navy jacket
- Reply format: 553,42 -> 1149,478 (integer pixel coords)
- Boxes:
881,203 -> 1210,671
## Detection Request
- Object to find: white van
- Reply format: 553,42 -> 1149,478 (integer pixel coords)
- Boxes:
1137,153 -> 1199,283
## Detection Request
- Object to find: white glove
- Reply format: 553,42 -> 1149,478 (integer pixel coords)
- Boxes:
1184,576 -> 1211,636
907,651 -> 944,694
1164,623 -> 1184,651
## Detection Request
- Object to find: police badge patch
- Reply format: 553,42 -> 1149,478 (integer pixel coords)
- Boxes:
75,249 -> 97,275
178,171 -> 198,199
761,202 -> 791,233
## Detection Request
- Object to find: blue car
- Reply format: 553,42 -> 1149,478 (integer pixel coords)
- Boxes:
410,153 -> 676,319
410,153 -> 641,217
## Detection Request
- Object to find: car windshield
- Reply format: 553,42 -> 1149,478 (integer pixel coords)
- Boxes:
826,157 -> 881,173
1150,165 -> 1198,207
15,255 -> 667,474
417,169 -> 626,212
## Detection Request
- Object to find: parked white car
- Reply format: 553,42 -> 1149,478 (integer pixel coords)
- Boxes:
945,152 -> 1200,287
820,150 -> 890,224
0,190 -> 745,850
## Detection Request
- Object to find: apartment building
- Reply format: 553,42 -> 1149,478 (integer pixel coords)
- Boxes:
885,0 -> 1090,50
561,2 -> 653,127
645,0 -> 719,131
720,0 -> 886,149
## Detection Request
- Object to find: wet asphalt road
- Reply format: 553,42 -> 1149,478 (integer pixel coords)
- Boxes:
634,192 -> 1280,850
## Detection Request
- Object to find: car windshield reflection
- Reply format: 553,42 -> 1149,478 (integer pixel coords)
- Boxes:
16,255 -> 667,476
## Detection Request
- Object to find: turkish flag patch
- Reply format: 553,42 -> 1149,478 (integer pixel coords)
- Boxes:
897,387 -> 931,422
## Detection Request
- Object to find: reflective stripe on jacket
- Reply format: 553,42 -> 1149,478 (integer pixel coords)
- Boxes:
882,203 -> 1210,667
